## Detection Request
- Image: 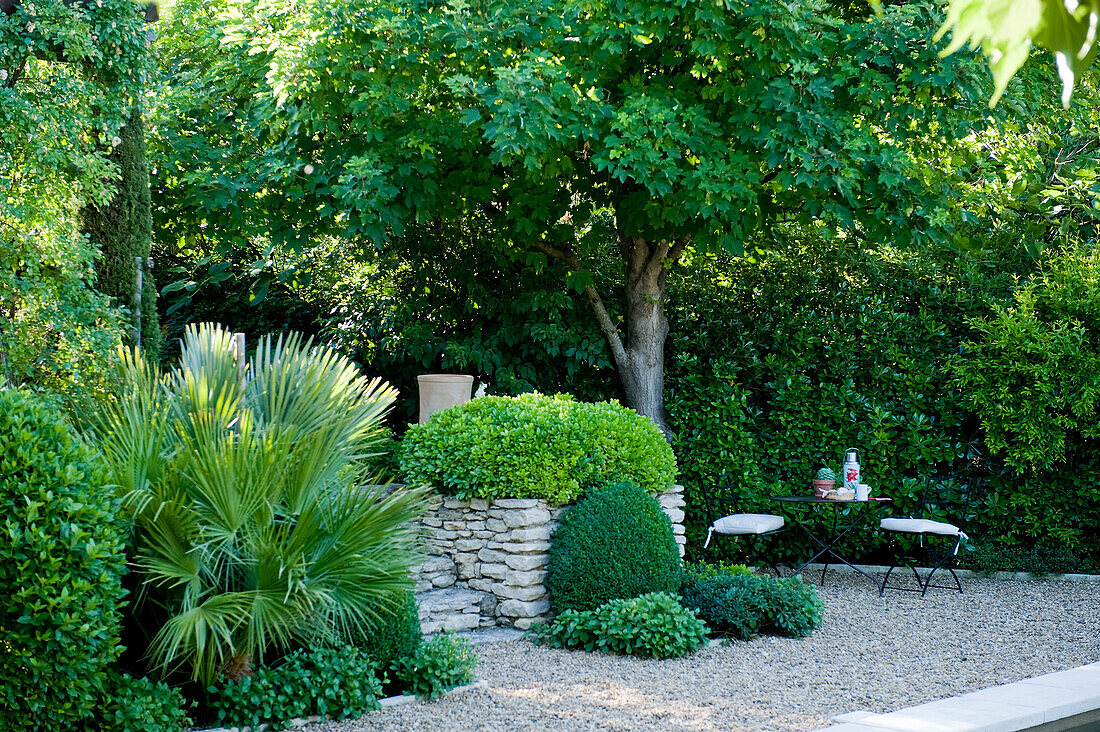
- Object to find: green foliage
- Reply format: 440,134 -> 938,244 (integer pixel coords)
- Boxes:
937,0 -> 1099,106
90,324 -> 427,685
952,246 -> 1100,470
665,237 -> 1014,563
209,645 -> 382,731
681,561 -> 754,581
680,568 -> 824,641
959,543 -> 1100,575
400,393 -> 675,503
318,219 -> 618,424
391,633 -> 478,701
0,390 -> 127,730
80,108 -> 161,358
0,0 -> 149,407
531,592 -> 708,659
545,481 -> 681,613
346,591 -> 423,672
93,672 -> 190,732
814,468 -> 836,481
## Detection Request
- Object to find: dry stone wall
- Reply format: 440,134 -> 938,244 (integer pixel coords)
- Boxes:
415,485 -> 686,632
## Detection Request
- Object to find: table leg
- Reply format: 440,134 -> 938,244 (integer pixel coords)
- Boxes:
784,507 -> 879,587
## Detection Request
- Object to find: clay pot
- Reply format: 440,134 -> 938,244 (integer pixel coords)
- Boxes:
812,479 -> 836,498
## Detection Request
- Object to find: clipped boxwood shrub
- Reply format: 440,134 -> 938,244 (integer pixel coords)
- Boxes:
531,592 -> 708,659
0,390 -> 128,731
209,645 -> 382,731
347,590 -> 423,670
546,481 -> 681,612
680,567 -> 824,640
400,392 -> 675,503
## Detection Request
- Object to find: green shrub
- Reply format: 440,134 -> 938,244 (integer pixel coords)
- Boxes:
546,481 -> 682,613
391,633 -> 478,700
0,390 -> 128,731
93,672 -> 190,732
347,591 -> 423,670
959,543 -> 1099,575
92,325 -> 425,685
682,561 -> 754,580
399,392 -> 676,503
209,645 -> 382,731
680,568 -> 823,640
531,592 -> 709,659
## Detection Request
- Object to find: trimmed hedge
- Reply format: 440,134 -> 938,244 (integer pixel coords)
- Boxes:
545,481 -> 681,612
400,392 -> 675,503
0,390 -> 129,731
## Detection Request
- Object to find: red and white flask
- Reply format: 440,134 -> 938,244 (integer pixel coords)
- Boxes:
842,448 -> 861,492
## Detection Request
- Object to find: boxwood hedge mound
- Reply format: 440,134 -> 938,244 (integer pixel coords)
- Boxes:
400,392 -> 675,504
545,481 -> 681,612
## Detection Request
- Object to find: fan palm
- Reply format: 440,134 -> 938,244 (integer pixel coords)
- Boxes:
92,324 -> 425,685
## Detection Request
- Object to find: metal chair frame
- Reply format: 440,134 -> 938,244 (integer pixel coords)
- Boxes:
699,474 -> 786,575
879,474 -> 977,597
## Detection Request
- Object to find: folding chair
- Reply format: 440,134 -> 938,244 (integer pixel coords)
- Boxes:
699,474 -> 785,574
878,475 -> 975,597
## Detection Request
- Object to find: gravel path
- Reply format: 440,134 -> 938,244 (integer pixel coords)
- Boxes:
308,575 -> 1100,732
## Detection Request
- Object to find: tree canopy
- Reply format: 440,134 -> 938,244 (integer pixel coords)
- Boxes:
0,0 -> 152,406
152,0 -> 1010,432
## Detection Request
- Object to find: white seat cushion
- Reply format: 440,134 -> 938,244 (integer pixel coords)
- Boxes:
880,517 -> 961,536
712,513 -> 785,536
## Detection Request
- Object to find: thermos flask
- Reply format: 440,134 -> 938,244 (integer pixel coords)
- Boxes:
842,448 -> 861,492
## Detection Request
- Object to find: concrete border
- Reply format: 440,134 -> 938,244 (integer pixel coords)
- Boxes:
819,663 -> 1100,732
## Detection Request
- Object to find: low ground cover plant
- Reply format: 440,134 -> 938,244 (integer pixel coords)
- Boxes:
209,645 -> 382,731
546,480 -> 682,612
531,592 -> 709,659
680,563 -> 823,640
400,392 -> 675,503
392,633 -> 478,700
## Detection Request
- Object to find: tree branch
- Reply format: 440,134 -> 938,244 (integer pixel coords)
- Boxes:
532,238 -> 628,371
582,282 -> 628,369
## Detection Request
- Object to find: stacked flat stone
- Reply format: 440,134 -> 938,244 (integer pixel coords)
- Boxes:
657,483 -> 687,557
414,486 -> 686,633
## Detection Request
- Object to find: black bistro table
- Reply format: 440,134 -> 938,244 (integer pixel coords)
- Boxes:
771,495 -> 892,586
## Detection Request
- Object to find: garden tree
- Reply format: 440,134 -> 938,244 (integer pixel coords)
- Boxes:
80,108 -> 163,358
0,0 -> 152,408
173,0 -> 997,435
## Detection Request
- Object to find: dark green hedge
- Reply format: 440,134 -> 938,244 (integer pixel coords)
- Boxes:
666,238 -> 1100,567
545,481 -> 681,612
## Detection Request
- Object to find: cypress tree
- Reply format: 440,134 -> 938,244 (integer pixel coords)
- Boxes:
80,106 -> 161,359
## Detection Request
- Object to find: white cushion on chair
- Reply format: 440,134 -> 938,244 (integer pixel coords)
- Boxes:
880,517 -> 961,536
712,513 -> 785,536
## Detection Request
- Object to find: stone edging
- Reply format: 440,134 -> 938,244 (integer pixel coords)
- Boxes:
795,563 -> 1100,582
194,680 -> 488,732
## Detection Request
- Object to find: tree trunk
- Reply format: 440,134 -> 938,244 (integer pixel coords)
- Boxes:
536,219 -> 683,439
617,232 -> 671,438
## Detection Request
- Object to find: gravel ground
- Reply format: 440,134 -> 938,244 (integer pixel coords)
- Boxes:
307,575 -> 1100,732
